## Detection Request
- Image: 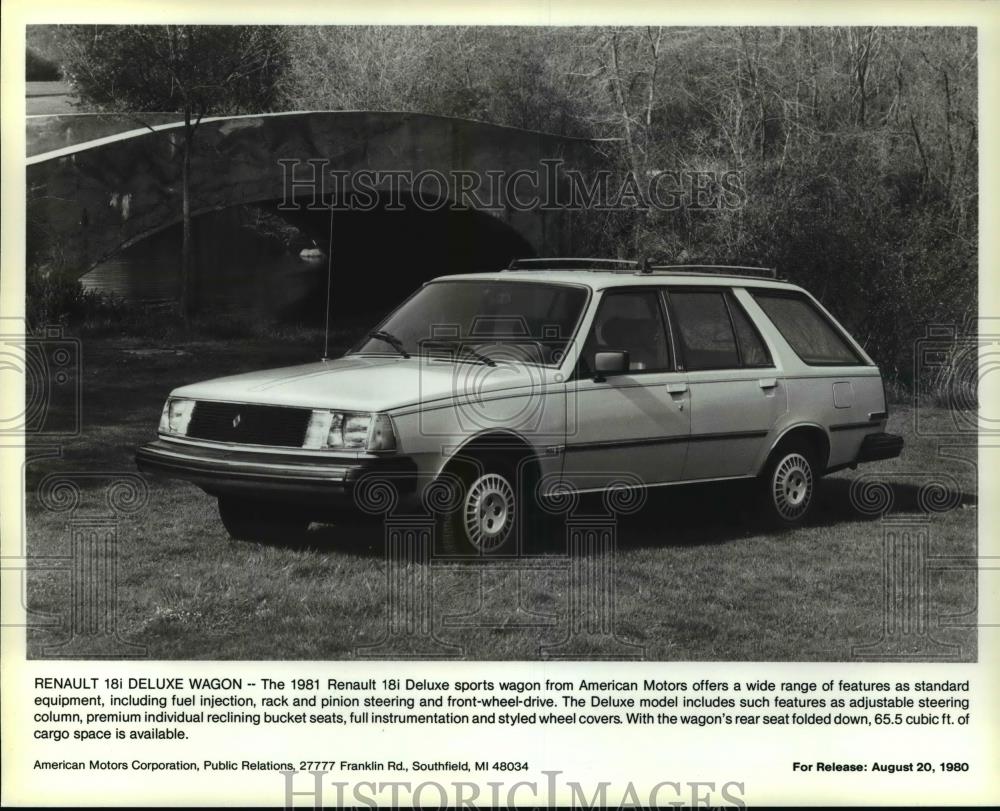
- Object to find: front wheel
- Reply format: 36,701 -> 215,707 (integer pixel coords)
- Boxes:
462,471 -> 517,552
759,444 -> 818,526
437,453 -> 526,556
218,497 -> 310,543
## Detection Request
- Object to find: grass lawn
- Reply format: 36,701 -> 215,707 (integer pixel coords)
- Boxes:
25,334 -> 978,661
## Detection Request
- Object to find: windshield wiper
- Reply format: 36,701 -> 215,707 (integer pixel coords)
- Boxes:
422,339 -> 496,366
368,330 -> 410,358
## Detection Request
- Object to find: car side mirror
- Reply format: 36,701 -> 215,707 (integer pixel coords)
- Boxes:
593,350 -> 629,382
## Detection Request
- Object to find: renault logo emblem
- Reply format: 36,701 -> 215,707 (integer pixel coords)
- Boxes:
232,414 -> 241,429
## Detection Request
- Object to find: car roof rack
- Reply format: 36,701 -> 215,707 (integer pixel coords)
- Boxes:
643,264 -> 779,280
503,257 -> 782,281
506,257 -> 639,272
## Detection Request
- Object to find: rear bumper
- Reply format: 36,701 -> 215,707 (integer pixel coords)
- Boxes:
856,432 -> 904,463
135,439 -> 417,505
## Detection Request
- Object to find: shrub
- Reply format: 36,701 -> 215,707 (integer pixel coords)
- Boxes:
26,269 -> 128,334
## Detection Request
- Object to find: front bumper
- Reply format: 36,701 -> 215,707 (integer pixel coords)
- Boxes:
135,439 -> 417,504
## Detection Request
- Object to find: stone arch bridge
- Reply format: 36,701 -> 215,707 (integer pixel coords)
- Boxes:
27,112 -> 606,310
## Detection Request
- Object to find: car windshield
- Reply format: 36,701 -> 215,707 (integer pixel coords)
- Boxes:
350,280 -> 588,366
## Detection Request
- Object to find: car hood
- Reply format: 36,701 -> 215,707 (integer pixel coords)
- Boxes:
171,354 -> 557,412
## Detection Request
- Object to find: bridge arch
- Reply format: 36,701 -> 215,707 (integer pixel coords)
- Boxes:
27,111 -> 603,314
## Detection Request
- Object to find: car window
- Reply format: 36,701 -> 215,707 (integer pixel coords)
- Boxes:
669,290 -> 740,370
752,291 -> 863,365
580,290 -> 671,374
350,281 -> 588,366
727,294 -> 772,367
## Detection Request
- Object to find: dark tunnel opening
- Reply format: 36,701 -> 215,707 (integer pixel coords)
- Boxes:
80,192 -> 536,324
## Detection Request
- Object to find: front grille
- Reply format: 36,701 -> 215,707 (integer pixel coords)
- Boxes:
186,401 -> 312,448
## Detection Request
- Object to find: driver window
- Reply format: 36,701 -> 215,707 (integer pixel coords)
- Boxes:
579,290 -> 672,375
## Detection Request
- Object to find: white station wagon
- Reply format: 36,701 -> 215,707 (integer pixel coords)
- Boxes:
137,259 -> 902,552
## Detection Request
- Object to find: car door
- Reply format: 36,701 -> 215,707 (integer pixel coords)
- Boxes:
560,288 -> 690,492
665,287 -> 786,480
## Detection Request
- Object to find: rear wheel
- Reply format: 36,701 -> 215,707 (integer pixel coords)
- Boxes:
759,442 -> 818,526
218,497 -> 310,543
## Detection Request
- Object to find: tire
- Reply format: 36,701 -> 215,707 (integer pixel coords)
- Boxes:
437,452 -> 528,556
218,497 -> 310,543
759,441 -> 819,527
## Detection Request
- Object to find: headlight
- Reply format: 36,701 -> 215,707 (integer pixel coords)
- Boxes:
302,411 -> 398,452
158,398 -> 195,436
341,414 -> 371,447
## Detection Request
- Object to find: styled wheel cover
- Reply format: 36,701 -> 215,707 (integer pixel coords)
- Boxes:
463,472 -> 515,550
772,452 -> 814,520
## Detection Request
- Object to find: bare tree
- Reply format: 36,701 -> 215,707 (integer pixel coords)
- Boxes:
59,25 -> 289,318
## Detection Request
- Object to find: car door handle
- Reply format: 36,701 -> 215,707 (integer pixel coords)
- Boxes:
665,383 -> 688,394
758,378 -> 777,389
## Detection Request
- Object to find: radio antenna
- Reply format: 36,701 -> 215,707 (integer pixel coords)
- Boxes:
322,203 -> 334,361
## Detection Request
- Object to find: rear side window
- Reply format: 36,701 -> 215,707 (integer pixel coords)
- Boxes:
669,290 -> 740,370
752,291 -> 864,366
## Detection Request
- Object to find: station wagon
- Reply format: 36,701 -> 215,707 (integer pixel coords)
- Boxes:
136,259 -> 903,551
